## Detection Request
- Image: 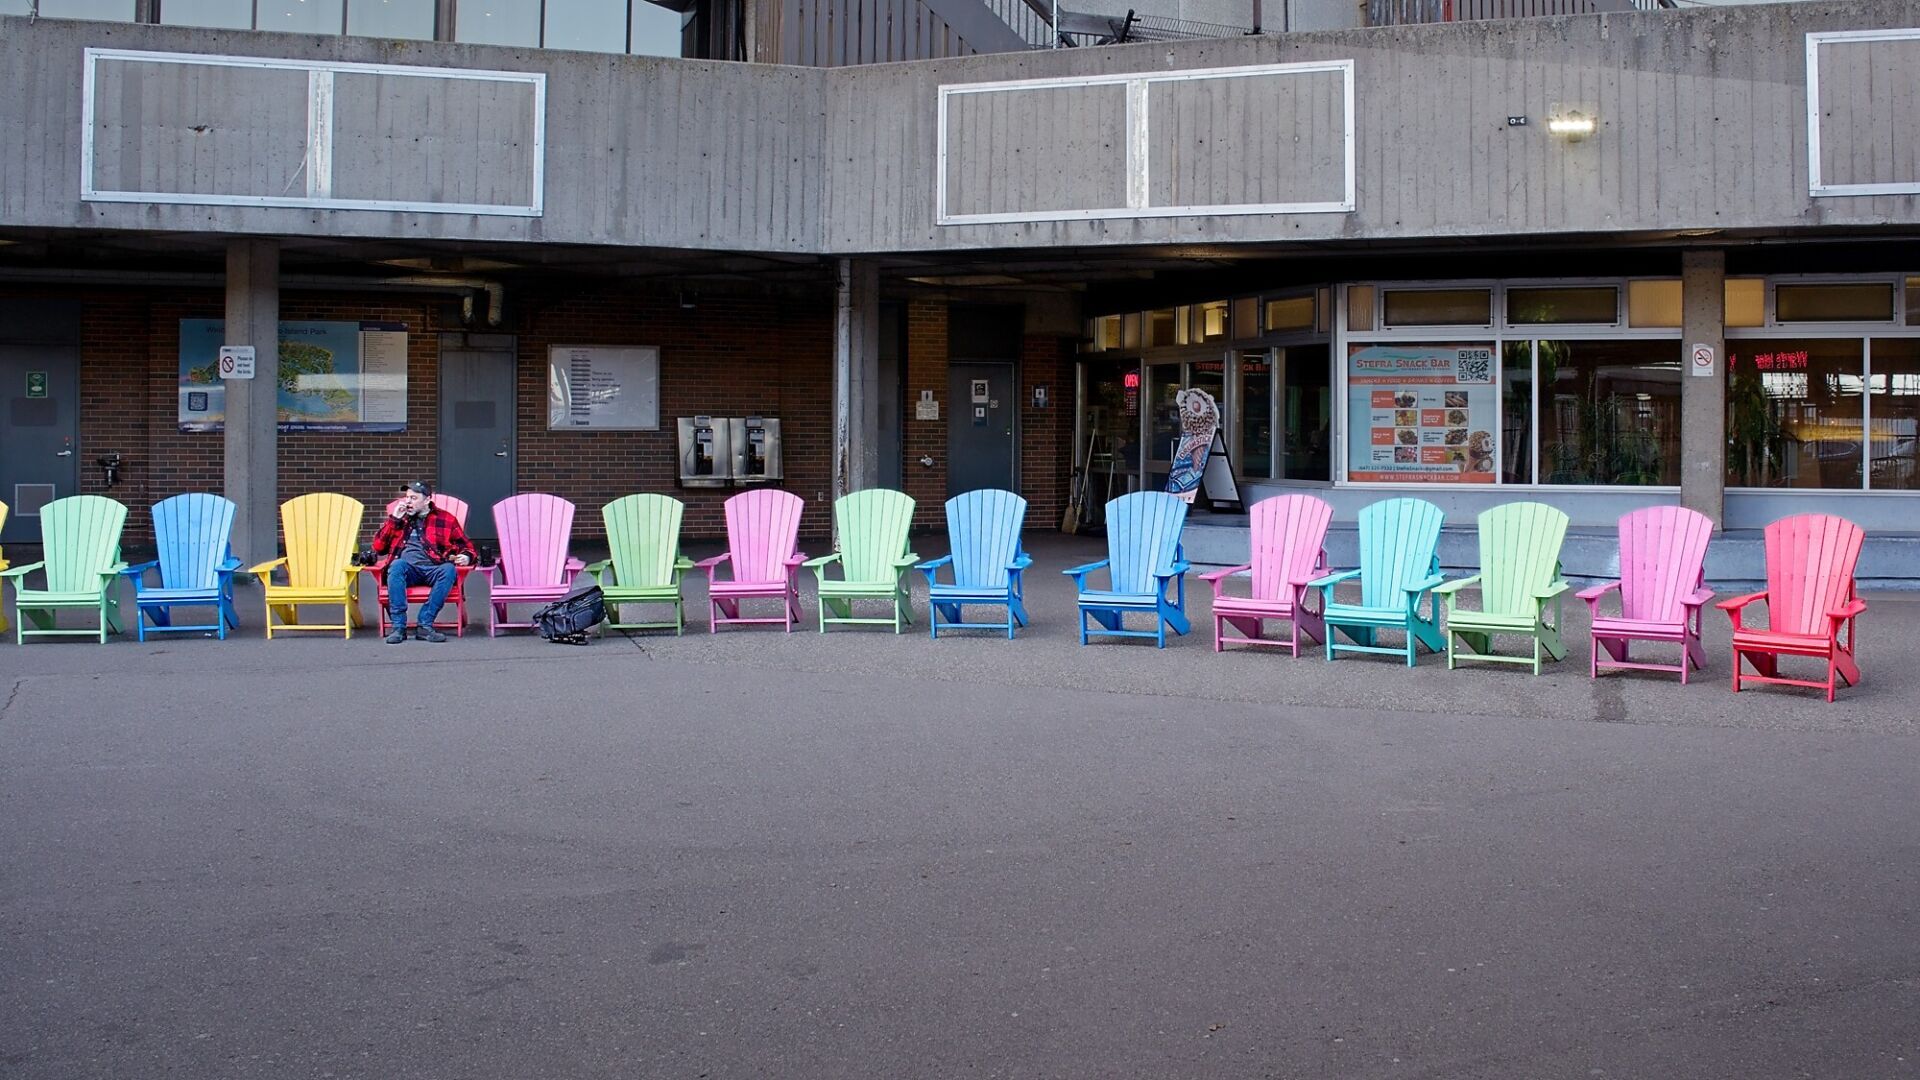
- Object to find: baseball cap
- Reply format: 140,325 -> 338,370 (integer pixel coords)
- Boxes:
401,480 -> 434,497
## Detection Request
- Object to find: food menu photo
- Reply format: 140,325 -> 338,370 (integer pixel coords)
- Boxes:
1346,343 -> 1497,483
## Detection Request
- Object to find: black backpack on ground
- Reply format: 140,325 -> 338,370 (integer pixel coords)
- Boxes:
531,582 -> 606,645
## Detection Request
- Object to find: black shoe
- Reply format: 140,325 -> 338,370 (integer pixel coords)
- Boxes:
416,625 -> 447,643
385,626 -> 407,644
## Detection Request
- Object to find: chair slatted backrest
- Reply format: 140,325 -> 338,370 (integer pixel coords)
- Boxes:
724,488 -> 805,585
1105,491 -> 1188,595
281,493 -> 364,589
0,498 -> 9,565
1355,498 -> 1444,609
1248,493 -> 1333,601
835,489 -> 915,584
1765,513 -> 1865,636
493,493 -> 576,588
1476,501 -> 1569,616
946,489 -> 1026,590
42,495 -> 128,592
603,493 -> 685,588
383,493 -> 471,528
153,493 -> 236,591
1616,506 -> 1714,623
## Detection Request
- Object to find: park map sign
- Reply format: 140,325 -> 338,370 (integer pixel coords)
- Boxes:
177,319 -> 408,432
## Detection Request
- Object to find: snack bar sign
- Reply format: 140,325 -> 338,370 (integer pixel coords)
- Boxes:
1346,343 -> 1498,484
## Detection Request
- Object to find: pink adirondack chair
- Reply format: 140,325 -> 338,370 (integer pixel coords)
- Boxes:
696,489 -> 807,632
478,493 -> 586,636
367,494 -> 474,637
1716,514 -> 1866,702
1577,506 -> 1715,683
1197,493 -> 1331,656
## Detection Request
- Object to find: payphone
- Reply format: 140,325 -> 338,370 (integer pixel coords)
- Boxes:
676,416 -> 734,487
729,416 -> 783,484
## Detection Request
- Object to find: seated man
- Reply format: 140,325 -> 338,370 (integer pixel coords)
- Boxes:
371,481 -> 477,643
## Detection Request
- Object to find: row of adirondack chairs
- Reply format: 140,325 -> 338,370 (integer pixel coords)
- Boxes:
0,489 -> 1872,700
1185,493 -> 1868,702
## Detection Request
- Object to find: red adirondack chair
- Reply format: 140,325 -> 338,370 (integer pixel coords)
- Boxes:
1198,493 -> 1331,656
1716,514 -> 1866,702
366,494 -> 473,637
1578,506 -> 1715,683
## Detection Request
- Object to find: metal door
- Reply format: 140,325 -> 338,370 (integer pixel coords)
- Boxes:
947,362 -> 1016,495
437,335 -> 516,540
0,302 -> 82,544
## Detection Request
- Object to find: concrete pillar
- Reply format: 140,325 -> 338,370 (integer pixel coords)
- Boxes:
1680,249 -> 1727,525
225,239 -> 280,565
833,258 -> 882,512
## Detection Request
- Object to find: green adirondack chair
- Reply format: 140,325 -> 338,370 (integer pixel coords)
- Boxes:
804,488 -> 917,632
587,493 -> 695,635
1434,501 -> 1572,674
1,495 -> 128,644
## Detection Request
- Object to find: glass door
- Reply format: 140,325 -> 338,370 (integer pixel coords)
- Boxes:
1278,343 -> 1332,481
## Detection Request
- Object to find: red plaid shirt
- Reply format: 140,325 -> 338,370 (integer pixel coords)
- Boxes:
371,507 -> 478,566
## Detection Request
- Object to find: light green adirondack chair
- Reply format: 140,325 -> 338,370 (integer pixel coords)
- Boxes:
587,493 -> 695,635
1,495 -> 128,644
804,488 -> 917,632
1434,501 -> 1572,674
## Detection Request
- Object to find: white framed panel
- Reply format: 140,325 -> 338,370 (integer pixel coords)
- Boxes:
1806,28 -> 1920,198
81,48 -> 547,217
938,60 -> 1356,225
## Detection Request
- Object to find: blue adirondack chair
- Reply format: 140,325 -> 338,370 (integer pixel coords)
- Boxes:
121,493 -> 241,642
917,488 -> 1032,639
1063,491 -> 1191,647
1309,497 -> 1447,666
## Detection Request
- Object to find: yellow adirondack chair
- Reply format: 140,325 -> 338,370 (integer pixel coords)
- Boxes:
249,493 -> 366,639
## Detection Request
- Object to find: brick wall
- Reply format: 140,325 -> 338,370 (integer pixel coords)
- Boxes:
901,297 -> 950,530
1018,333 -> 1077,530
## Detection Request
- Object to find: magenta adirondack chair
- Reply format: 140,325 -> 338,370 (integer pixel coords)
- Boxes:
1716,514 -> 1866,702
478,493 -> 586,636
696,489 -> 807,632
1197,493 -> 1331,656
1577,506 -> 1716,683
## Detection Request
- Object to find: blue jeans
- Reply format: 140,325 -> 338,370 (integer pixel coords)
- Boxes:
387,560 -> 458,626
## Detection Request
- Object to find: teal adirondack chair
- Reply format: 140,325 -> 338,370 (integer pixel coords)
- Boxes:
121,493 -> 241,642
1310,497 -> 1446,666
804,488 -> 918,632
587,493 -> 695,635
1064,491 -> 1191,647
2,495 -> 128,644
918,489 -> 1031,639
1434,502 -> 1572,674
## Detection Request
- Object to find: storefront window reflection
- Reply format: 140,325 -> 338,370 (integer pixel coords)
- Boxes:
1726,339 -> 1862,489
1238,351 -> 1274,479
1081,361 -> 1141,514
1535,340 -> 1680,485
160,0 -> 252,28
260,0 -> 346,33
1280,344 -> 1330,481
1867,339 -> 1920,490
1500,340 -> 1533,483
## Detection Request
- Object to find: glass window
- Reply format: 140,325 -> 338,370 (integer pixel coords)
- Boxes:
348,0 -> 436,38
261,0 -> 345,33
1120,314 -> 1141,351
1725,338 -> 1863,489
1908,277 -> 1919,327
1725,279 -> 1765,328
1092,316 -> 1120,352
1500,340 -> 1534,483
629,0 -> 684,56
1196,301 -> 1228,342
1231,297 -> 1259,341
1535,340 -> 1681,486
30,0 -> 136,18
1145,364 -> 1185,490
1508,286 -> 1618,325
545,0 -> 627,53
1382,288 -> 1492,327
1316,287 -> 1332,334
1147,310 -> 1178,348
1346,285 -> 1375,331
1264,295 -> 1314,333
1280,343 -> 1331,482
1237,350 -> 1273,480
455,0 -> 540,46
160,0 -> 251,27
1775,283 -> 1895,323
1082,361 -> 1141,519
1627,280 -> 1683,329
1867,339 -> 1920,490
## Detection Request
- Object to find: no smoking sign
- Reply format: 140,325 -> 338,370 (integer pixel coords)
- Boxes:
218,345 -> 257,379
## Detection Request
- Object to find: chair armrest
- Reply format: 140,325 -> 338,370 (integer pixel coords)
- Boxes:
584,559 -> 611,575
785,553 -> 809,568
674,555 -> 695,571
0,560 -> 45,582
801,553 -> 841,572
101,561 -> 129,578
1159,559 -> 1191,580
564,557 -> 586,574
1829,598 -> 1867,620
1682,587 -> 1715,608
915,555 -> 954,572
247,557 -> 287,577
1575,580 -> 1620,602
218,557 -> 243,573
894,553 -> 919,567
122,560 -> 160,581
1009,554 -> 1033,572
1197,563 -> 1251,584
472,564 -> 496,581
1535,581 -> 1571,601
694,553 -> 730,571
1307,568 -> 1360,591
1432,574 -> 1479,597
1061,559 -> 1109,578
1405,572 -> 1447,595
1715,591 -> 1766,613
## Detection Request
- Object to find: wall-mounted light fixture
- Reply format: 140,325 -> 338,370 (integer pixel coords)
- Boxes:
1548,110 -> 1596,142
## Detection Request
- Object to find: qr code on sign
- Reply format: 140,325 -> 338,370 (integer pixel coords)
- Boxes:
1456,349 -> 1493,383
